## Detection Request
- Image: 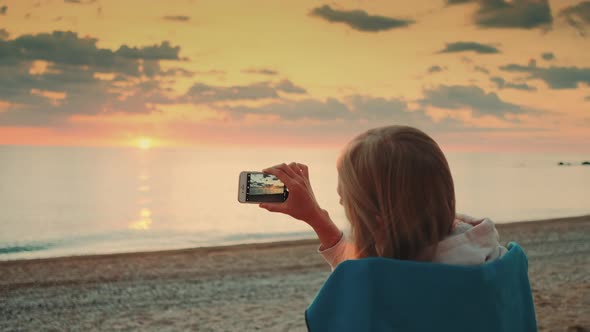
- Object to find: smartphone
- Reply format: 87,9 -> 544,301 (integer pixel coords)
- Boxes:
238,171 -> 289,203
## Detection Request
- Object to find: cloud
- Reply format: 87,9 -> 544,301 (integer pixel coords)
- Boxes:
194,69 -> 225,76
160,67 -> 194,77
585,95 -> 590,101
428,65 -> 445,74
0,31 -> 185,126
541,52 -> 555,61
444,0 -> 553,29
162,15 -> 191,22
475,0 -> 552,29
227,98 -> 350,120
445,0 -> 472,4
559,1 -> 590,36
275,79 -> 307,94
0,29 -> 8,40
115,41 -> 181,60
0,31 -> 181,75
0,5 -> 7,15
310,5 -> 414,32
490,76 -> 537,91
474,65 -> 490,74
348,96 -> 441,126
64,0 -> 97,4
500,63 -> 590,89
183,80 -> 306,103
438,41 -> 500,54
420,85 -> 531,117
242,68 -> 279,76
223,94 -> 456,131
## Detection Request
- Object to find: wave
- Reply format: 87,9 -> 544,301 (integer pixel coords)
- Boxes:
0,243 -> 54,254
0,229 -> 317,259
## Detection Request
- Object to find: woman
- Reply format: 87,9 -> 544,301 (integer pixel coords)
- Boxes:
260,125 -> 506,268
259,125 -> 536,332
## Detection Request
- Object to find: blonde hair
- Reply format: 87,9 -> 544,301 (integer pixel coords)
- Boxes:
337,126 -> 455,261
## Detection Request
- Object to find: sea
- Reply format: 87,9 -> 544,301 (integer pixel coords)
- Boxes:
0,146 -> 589,260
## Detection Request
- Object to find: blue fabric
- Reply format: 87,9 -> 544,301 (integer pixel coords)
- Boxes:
305,242 -> 537,332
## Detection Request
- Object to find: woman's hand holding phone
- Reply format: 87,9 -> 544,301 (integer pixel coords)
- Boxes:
260,162 -> 343,249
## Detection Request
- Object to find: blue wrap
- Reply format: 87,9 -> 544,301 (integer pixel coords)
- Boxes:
305,242 -> 537,332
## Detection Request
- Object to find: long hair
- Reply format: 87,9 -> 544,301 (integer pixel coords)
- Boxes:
337,125 -> 455,261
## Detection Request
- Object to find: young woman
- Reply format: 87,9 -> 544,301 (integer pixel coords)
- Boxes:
259,125 -> 506,268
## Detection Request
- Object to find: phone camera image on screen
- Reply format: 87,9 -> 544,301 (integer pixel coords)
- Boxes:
246,173 -> 288,203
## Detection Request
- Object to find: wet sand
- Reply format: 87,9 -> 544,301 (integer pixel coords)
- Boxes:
1,215 -> 589,331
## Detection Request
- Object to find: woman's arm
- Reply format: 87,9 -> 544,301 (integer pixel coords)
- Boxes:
317,232 -> 352,270
259,162 -> 343,251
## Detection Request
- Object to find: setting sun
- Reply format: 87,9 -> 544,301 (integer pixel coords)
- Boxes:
137,137 -> 152,150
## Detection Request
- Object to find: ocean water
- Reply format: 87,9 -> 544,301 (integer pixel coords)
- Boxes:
0,146 -> 589,260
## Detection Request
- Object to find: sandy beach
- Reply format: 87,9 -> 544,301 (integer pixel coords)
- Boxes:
1,215 -> 589,332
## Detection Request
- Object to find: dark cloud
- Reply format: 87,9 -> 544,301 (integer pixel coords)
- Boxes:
185,81 -> 279,103
438,41 -> 500,54
0,5 -> 7,15
160,67 -> 194,77
474,65 -> 490,74
227,98 -> 350,120
0,31 -> 181,74
428,65 -> 445,74
500,63 -> 590,89
475,0 -> 552,29
444,0 -> 553,29
0,31 -> 184,126
183,80 -> 306,103
0,62 -> 178,126
445,0 -> 472,4
275,79 -> 306,94
348,96 -> 439,126
420,85 -> 531,117
310,5 -> 414,32
242,68 -> 279,76
0,29 -> 8,40
490,76 -> 537,91
64,0 -> 97,4
223,94 -> 454,130
541,52 -> 555,61
194,69 -> 225,76
585,95 -> 590,101
115,41 -> 181,60
559,1 -> 590,36
162,15 -> 191,22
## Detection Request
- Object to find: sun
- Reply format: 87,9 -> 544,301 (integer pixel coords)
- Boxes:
136,137 -> 152,150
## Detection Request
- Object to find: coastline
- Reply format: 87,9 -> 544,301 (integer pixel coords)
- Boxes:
2,213 -> 588,264
1,215 -> 589,331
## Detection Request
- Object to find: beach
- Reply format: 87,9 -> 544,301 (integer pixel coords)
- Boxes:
1,215 -> 589,332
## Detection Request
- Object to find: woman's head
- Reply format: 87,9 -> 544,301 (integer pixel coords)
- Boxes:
337,125 -> 455,261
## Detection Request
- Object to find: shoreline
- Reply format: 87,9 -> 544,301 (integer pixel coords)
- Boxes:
1,214 -> 589,331
1,213 -> 588,265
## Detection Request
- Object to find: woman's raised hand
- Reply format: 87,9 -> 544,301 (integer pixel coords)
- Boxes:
259,162 -> 322,225
260,162 -> 343,248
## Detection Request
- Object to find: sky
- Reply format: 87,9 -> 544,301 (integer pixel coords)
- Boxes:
0,0 -> 589,151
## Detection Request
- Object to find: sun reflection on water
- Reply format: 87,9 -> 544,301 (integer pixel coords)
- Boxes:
129,208 -> 152,230
130,153 -> 153,231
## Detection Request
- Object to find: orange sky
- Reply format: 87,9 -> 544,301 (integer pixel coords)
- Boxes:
0,0 -> 589,151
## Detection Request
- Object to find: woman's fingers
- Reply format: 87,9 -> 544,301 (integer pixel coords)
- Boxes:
277,163 -> 299,178
262,166 -> 295,187
263,162 -> 311,193
296,163 -> 309,180
259,203 -> 286,213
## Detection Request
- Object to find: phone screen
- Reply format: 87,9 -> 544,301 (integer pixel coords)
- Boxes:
246,172 -> 288,203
